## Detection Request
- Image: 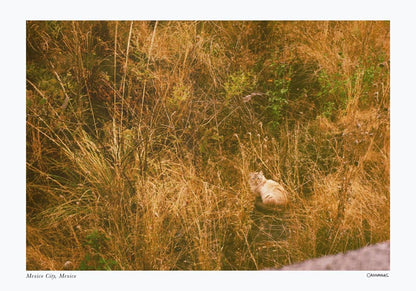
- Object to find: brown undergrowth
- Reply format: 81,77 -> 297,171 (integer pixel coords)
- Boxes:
26,21 -> 389,270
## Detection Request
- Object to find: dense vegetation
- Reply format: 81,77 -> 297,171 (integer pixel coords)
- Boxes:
26,21 -> 390,270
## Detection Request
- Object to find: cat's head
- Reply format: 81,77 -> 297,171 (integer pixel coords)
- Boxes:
248,171 -> 265,187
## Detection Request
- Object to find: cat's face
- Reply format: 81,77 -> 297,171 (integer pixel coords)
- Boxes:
249,171 -> 265,186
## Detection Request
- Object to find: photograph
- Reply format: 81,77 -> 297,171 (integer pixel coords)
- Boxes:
26,20 -> 390,271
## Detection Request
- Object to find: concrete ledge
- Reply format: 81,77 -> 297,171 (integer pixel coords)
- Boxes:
279,241 -> 390,270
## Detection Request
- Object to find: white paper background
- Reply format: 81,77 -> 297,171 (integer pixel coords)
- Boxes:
1,0 -> 414,290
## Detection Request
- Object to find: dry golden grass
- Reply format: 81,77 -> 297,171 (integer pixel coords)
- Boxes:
26,21 -> 389,270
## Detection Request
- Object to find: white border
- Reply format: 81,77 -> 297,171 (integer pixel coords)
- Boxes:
1,0 -> 415,290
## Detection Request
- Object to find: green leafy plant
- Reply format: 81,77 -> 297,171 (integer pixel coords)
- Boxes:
316,70 -> 348,118
266,63 -> 291,129
80,230 -> 118,270
224,71 -> 257,105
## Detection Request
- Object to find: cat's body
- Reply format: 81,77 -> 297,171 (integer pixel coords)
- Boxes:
248,171 -> 289,209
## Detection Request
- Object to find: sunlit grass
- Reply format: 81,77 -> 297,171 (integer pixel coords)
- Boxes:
26,20 -> 389,270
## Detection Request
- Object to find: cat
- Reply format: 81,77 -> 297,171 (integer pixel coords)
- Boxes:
248,171 -> 289,211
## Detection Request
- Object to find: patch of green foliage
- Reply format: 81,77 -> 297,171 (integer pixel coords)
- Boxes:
79,230 -> 118,270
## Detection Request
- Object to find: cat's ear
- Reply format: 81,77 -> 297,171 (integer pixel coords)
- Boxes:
259,170 -> 263,175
